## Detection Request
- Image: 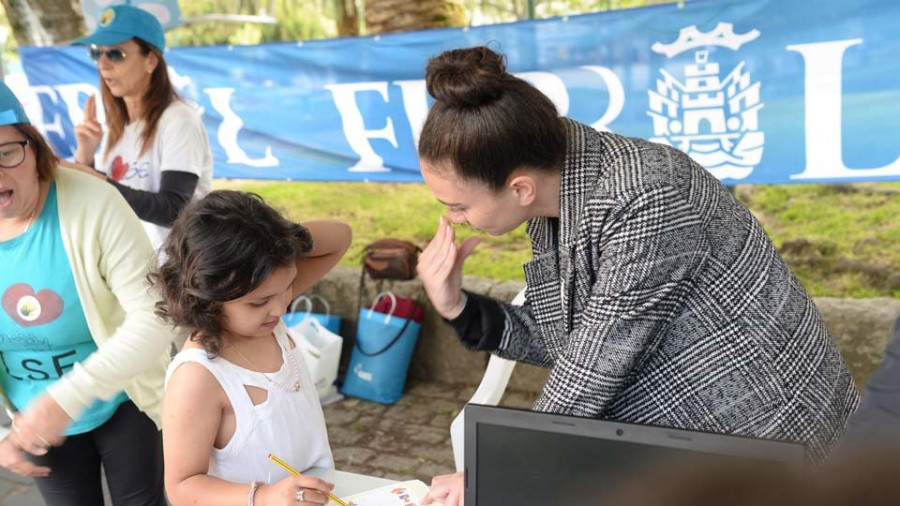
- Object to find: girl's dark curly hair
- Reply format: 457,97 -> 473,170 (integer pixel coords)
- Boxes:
151,190 -> 313,356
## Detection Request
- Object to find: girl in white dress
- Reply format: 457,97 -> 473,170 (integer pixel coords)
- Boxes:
155,190 -> 352,506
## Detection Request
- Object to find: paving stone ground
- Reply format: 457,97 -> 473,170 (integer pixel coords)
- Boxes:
0,382 -> 538,505
321,381 -> 537,484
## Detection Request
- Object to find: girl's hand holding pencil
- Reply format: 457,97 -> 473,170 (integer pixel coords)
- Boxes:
268,453 -> 349,506
254,453 -> 338,505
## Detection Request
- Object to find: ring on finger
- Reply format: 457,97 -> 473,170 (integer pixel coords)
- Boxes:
296,488 -> 305,502
35,432 -> 51,448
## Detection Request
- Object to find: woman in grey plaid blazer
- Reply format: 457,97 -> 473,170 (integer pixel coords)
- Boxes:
417,46 -> 858,505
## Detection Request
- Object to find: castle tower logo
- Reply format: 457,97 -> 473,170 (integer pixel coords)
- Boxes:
648,23 -> 764,180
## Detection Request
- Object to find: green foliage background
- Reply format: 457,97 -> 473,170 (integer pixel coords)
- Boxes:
215,180 -> 900,299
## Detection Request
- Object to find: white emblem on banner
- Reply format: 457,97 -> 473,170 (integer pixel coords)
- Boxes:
648,23 -> 763,180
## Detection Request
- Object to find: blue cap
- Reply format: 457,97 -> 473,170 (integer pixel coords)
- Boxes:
72,5 -> 165,52
0,83 -> 30,126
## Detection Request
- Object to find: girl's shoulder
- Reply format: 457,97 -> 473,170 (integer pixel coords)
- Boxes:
163,356 -> 229,425
164,355 -> 227,406
165,346 -> 222,392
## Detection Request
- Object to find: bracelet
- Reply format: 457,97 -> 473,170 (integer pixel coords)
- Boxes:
248,481 -> 262,506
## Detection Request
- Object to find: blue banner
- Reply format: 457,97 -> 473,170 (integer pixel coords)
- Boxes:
16,0 -> 900,183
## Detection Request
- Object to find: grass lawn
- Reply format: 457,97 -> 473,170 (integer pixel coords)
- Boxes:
214,179 -> 900,299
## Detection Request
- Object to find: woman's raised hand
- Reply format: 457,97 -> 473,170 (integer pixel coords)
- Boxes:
74,94 -> 103,166
417,216 -> 481,320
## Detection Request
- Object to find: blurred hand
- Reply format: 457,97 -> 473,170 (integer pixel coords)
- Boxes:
422,471 -> 463,506
74,94 -> 103,166
417,217 -> 481,320
11,393 -> 70,456
0,436 -> 50,478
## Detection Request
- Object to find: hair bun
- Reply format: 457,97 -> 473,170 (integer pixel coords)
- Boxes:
426,46 -> 507,109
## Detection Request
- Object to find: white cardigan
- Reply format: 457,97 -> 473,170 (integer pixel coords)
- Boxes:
34,167 -> 173,427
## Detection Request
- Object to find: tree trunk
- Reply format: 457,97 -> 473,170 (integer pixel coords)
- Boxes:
364,0 -> 466,35
334,0 -> 360,37
2,0 -> 86,47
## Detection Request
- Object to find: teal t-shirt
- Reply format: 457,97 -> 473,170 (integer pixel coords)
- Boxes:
0,183 -> 127,435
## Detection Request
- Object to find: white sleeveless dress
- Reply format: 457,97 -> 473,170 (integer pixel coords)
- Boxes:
165,322 -> 334,484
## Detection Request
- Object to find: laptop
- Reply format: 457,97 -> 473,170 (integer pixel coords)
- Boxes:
464,404 -> 805,505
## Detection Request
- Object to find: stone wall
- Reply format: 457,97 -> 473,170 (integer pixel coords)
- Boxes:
308,266 -> 900,395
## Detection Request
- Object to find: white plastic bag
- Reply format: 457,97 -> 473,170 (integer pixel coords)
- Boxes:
287,317 -> 344,405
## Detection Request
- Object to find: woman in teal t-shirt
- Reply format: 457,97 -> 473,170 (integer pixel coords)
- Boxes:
0,82 -> 172,504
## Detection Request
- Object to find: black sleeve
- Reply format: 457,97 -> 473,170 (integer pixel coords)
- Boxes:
842,317 -> 900,447
108,170 -> 198,227
443,290 -> 506,351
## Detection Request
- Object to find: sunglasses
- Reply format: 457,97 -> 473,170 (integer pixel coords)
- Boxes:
89,45 -> 128,64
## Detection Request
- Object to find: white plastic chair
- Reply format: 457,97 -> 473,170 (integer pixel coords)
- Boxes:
450,287 -> 526,472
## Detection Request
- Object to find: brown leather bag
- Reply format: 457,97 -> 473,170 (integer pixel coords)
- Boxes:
362,239 -> 421,280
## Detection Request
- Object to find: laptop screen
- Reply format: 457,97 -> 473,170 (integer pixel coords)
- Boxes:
465,405 -> 805,505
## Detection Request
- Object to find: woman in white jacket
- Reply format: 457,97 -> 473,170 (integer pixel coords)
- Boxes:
0,82 -> 173,504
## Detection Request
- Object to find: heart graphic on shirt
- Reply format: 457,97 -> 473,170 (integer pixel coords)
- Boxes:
110,155 -> 129,181
1,283 -> 64,327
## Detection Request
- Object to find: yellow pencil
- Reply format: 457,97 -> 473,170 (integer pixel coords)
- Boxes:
267,453 -> 349,506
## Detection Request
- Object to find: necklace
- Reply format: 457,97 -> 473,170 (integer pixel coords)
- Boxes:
223,334 -> 301,392
20,183 -> 45,236
1,185 -> 42,242
21,204 -> 37,235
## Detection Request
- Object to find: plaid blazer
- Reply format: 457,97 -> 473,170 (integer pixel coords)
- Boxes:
494,119 -> 859,462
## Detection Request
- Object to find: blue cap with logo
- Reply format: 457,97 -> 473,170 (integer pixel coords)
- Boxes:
73,5 -> 165,52
0,83 -> 30,126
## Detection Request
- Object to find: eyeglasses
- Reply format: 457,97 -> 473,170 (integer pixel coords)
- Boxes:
0,140 -> 28,169
89,45 -> 128,64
